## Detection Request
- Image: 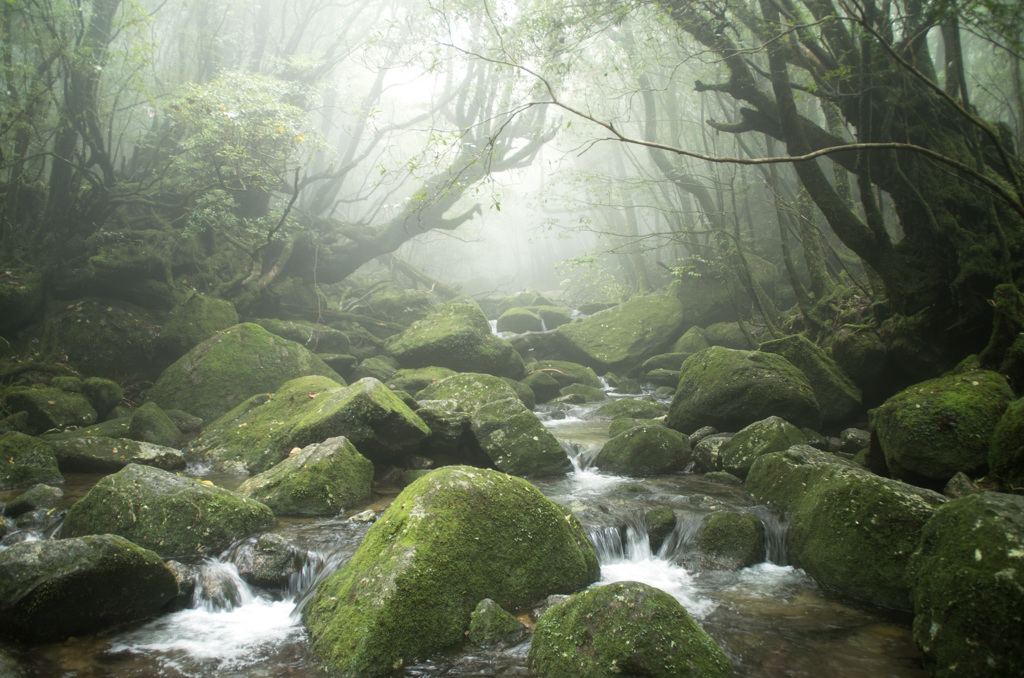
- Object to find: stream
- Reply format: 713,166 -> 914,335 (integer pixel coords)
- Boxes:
1,397 -> 928,677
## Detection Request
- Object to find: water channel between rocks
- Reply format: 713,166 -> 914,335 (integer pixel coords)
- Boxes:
4,398 -> 927,678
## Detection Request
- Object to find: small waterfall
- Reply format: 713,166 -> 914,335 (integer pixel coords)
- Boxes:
193,559 -> 256,612
752,506 -> 789,565
655,512 -> 705,560
290,547 -> 351,617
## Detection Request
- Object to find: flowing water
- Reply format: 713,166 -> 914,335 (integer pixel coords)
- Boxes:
0,399 -> 928,677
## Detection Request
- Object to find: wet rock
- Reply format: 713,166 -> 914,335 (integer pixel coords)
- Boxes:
0,534 -> 177,641
746,445 -> 946,611
165,409 -> 204,434
718,416 -> 807,480
161,293 -> 239,359
386,298 -> 525,378
697,511 -> 766,570
556,292 -> 688,374
346,509 -> 376,523
147,322 -> 344,424
496,307 -> 543,333
2,387 -> 97,434
645,506 -> 677,553
594,398 -> 667,420
62,464 -> 274,558
471,398 -> 571,476
2,484 -> 63,519
503,377 -> 536,410
533,305 -> 573,330
989,395 -> 1024,489
668,346 -> 821,434
688,425 -> 718,447
871,369 -> 1013,488
229,533 -> 307,589
703,471 -> 743,485
692,433 -> 734,473
942,471 -> 982,499
187,376 -> 429,473
385,367 -> 456,396
759,334 -> 862,426
528,581 -> 733,678
165,559 -> 198,607
907,492 -> 1024,676
467,598 -> 528,647
827,326 -> 888,403
236,436 -> 373,517
127,401 -> 181,447
303,466 -> 599,676
49,436 -> 185,473
596,424 -> 690,476
0,432 -> 62,489
13,507 -> 65,537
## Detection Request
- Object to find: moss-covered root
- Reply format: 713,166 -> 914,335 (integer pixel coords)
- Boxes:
302,466 -> 599,676
527,581 -> 734,678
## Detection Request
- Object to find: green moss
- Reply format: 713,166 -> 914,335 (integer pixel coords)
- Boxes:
718,416 -> 806,480
385,367 -> 457,396
471,398 -> 571,476
303,466 -> 599,676
49,435 -> 185,473
236,436 -> 373,516
704,321 -> 751,349
597,425 -> 689,476
558,383 -> 606,402
523,371 -> 563,404
697,511 -> 766,569
80,377 -> 124,418
161,294 -> 239,358
871,369 -> 1014,487
534,360 -> 602,389
496,307 -> 543,333
3,387 -> 98,434
0,432 -> 62,489
254,317 -> 350,354
50,299 -> 165,381
989,396 -> 1024,487
759,334 -> 862,425
527,581 -> 733,678
147,322 -> 345,424
62,464 -> 274,558
594,398 -> 666,420
416,372 -> 519,412
467,598 -> 527,647
645,506 -> 677,553
671,326 -> 709,354
907,493 -> 1024,677
128,402 -> 181,447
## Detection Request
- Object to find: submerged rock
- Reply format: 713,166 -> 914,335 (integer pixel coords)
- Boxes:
235,436 -> 373,516
467,598 -> 529,647
596,424 -> 690,476
147,322 -> 344,423
2,484 -> 63,519
528,581 -> 733,678
0,534 -> 177,641
907,492 -> 1024,677
303,466 -> 599,676
62,464 -> 274,558
0,432 -> 62,489
386,298 -> 524,378
697,511 -> 766,570
187,376 -> 429,473
746,445 -> 945,611
871,369 -> 1013,488
594,398 -> 667,420
668,346 -> 821,434
718,416 -> 807,480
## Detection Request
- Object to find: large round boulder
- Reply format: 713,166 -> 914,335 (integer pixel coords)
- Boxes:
386,298 -> 525,378
159,293 -> 239,359
668,347 -> 821,433
235,436 -> 373,516
718,416 -> 807,480
2,387 -> 97,435
62,464 -> 274,558
470,398 -> 571,476
596,424 -> 690,476
907,492 -> 1024,677
147,322 -> 344,423
556,293 -> 688,374
415,372 -> 520,412
187,376 -> 429,473
871,369 -> 1013,487
527,581 -> 733,678
759,334 -> 862,426
746,445 -> 946,611
303,466 -> 599,676
0,534 -> 177,641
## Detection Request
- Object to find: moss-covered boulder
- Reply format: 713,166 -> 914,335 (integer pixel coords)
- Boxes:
471,398 -> 571,476
49,436 -> 185,473
746,445 -> 946,611
594,398 -> 667,420
522,370 -> 563,404
534,360 -> 602,389
3,484 -> 63,518
467,598 -> 528,647
0,432 -> 62,489
352,355 -> 399,383
989,396 -> 1024,488
697,511 -> 766,570
386,298 -> 525,378
596,424 -> 690,476
671,326 -> 710,354
641,352 -> 692,373
147,322 -> 344,423
80,377 -> 124,419
303,466 -> 599,676
704,321 -> 751,349
556,293 -> 688,374
0,534 -> 177,641
906,492 -> 1024,677
528,581 -> 733,678
533,305 -> 573,330
2,387 -> 97,434
692,433 -> 733,473
255,317 -> 351,354
51,298 -> 165,381
828,325 -> 889,403
385,367 -> 457,396
608,416 -> 666,438
160,293 -> 239,359
645,506 -> 677,553
759,334 -> 862,426
718,416 -> 807,480
416,372 -> 520,412
62,464 -> 274,558
559,383 -> 607,402
187,376 -> 429,473
235,437 -> 373,516
668,346 -> 821,434
229,533 -> 307,589
871,369 -> 1014,488
496,307 -> 544,334
127,401 -> 181,447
